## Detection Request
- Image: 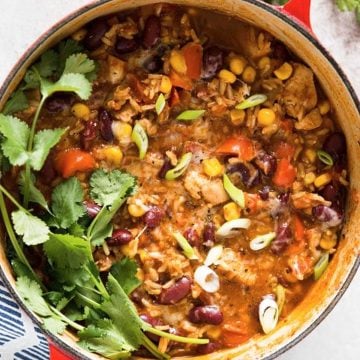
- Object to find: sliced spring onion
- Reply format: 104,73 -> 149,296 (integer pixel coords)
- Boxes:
165,152 -> 192,180
249,232 -> 276,251
131,123 -> 148,160
314,252 -> 329,280
216,218 -> 251,238
236,94 -> 267,110
155,93 -> 166,115
223,174 -> 245,208
275,284 -> 286,315
173,232 -> 198,260
194,265 -> 220,293
317,150 -> 334,166
259,296 -> 279,334
176,109 -> 205,121
204,245 -> 223,267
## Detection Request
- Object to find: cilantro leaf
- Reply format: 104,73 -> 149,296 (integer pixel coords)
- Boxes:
50,177 -> 85,229
78,319 -> 132,358
63,53 -> 96,76
16,277 -> 67,335
31,128 -> 67,170
3,89 -> 29,115
16,276 -> 53,317
0,114 -> 30,166
102,274 -> 143,349
87,170 -> 137,246
40,73 -> 92,100
44,233 -> 92,270
57,39 -> 84,74
35,49 -> 59,78
23,68 -> 41,90
90,169 -> 137,207
18,171 -> 49,212
110,258 -> 141,295
11,209 -> 50,245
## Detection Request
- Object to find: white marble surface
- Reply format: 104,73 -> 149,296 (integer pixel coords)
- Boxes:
0,0 -> 359,359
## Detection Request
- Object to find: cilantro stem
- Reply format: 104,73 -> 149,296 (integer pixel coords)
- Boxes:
0,184 -> 29,213
50,306 -> 85,331
76,292 -> 102,310
141,334 -> 170,360
85,267 -> 110,300
142,323 -> 209,345
0,191 -> 40,283
23,96 -> 46,208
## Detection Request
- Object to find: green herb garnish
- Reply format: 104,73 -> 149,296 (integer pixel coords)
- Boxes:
317,150 -> 334,166
165,152 -> 192,180
173,232 -> 199,260
176,109 -> 205,121
223,173 -> 245,208
314,252 -> 329,280
236,94 -> 267,110
155,93 -> 166,115
131,123 -> 148,160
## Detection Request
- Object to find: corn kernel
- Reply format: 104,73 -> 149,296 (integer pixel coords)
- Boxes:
319,100 -> 330,115
314,173 -> 332,188
320,234 -> 337,250
223,202 -> 241,221
257,108 -> 276,127
160,75 -> 172,93
111,121 -> 132,141
71,28 -> 87,42
258,56 -> 271,70
203,158 -> 224,177
274,62 -> 293,80
218,69 -> 237,84
121,238 -> 139,257
304,148 -> 317,163
229,56 -> 246,75
230,109 -> 246,126
206,326 -> 222,339
101,146 -> 123,166
242,66 -> 256,83
170,50 -> 187,74
128,204 -> 146,217
71,103 -> 90,119
304,172 -> 316,185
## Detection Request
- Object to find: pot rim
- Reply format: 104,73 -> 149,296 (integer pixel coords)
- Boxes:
0,1 -> 359,359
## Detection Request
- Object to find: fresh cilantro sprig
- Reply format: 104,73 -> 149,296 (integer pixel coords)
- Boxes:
87,170 -> 137,246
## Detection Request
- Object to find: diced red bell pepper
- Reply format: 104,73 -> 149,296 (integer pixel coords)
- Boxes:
216,136 -> 255,162
274,141 -> 295,159
169,70 -> 192,90
272,158 -> 297,188
182,42 -> 203,80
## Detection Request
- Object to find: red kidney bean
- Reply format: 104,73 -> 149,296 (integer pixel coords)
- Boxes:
272,41 -> 290,60
159,276 -> 191,305
142,15 -> 161,49
258,186 -> 270,201
84,19 -> 109,50
98,108 -> 113,142
40,157 -> 56,184
45,93 -> 72,113
84,200 -> 102,218
107,229 -> 133,246
184,228 -> 200,248
139,313 -> 161,342
255,151 -> 277,176
197,342 -> 221,355
227,163 -> 260,188
312,205 -> 342,227
144,55 -> 163,73
189,305 -> 223,325
202,46 -> 224,79
143,206 -> 164,228
271,222 -> 292,254
158,157 -> 172,179
322,132 -> 346,161
203,222 -> 216,248
81,120 -> 98,150
115,36 -> 139,55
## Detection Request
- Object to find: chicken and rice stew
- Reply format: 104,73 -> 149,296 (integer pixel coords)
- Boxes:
0,4 -> 348,359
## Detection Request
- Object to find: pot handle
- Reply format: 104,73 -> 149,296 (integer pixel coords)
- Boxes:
277,0 -> 313,33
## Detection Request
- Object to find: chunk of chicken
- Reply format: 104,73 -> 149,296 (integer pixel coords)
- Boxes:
184,170 -> 229,205
281,64 -> 318,119
216,248 -> 257,286
107,55 -> 126,84
291,192 -> 331,210
295,108 -> 323,131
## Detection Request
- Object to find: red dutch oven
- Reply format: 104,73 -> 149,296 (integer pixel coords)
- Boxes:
0,0 -> 359,359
